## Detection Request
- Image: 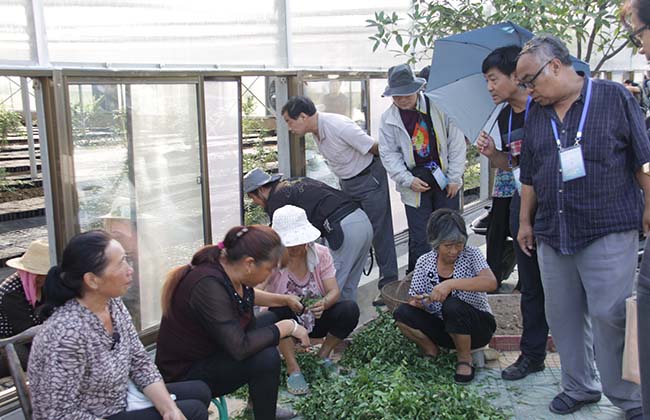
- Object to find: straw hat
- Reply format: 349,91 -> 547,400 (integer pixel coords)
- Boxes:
271,205 -> 321,247
6,239 -> 50,275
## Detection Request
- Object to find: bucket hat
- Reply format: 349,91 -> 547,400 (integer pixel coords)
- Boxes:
272,205 -> 321,247
6,239 -> 50,275
243,168 -> 283,194
382,64 -> 426,97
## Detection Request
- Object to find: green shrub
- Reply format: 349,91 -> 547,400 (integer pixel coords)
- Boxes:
0,106 -> 22,142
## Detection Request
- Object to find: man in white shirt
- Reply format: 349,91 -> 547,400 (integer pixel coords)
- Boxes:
281,96 -> 399,304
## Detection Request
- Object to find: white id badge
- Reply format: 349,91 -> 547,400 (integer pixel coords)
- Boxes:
432,166 -> 448,190
512,167 -> 522,194
559,145 -> 586,182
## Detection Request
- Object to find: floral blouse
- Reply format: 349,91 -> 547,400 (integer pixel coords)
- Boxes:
409,246 -> 493,319
28,298 -> 162,420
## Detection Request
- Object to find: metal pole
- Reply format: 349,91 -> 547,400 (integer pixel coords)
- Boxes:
20,77 -> 38,180
33,79 -> 56,265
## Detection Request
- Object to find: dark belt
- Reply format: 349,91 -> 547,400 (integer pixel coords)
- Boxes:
342,156 -> 377,181
323,202 -> 359,233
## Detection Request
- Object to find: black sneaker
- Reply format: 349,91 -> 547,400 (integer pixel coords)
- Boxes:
501,354 -> 545,380
372,293 -> 386,307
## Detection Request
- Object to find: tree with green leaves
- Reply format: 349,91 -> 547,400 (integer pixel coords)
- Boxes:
367,0 -> 630,72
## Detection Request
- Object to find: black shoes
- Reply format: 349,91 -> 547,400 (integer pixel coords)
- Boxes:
454,361 -> 475,384
372,293 -> 386,307
501,354 -> 545,381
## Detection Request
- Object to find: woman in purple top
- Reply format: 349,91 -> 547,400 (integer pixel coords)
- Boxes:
264,205 -> 359,395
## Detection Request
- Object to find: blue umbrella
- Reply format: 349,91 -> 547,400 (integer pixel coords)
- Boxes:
425,21 -> 589,145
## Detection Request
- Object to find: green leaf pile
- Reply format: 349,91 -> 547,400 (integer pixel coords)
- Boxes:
293,310 -> 508,420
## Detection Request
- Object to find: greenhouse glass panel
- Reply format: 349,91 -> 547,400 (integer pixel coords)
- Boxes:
290,0 -> 411,69
369,77 -> 407,234
204,80 -> 242,240
70,82 -> 203,330
303,79 -> 367,188
43,0 -> 284,67
0,0 -> 32,63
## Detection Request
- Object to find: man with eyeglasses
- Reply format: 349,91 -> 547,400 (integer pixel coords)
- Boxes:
516,35 -> 650,419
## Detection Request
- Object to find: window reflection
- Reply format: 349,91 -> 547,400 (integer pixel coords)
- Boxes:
69,82 -> 203,330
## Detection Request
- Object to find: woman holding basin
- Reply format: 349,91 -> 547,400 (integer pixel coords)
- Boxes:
393,208 -> 497,384
262,205 -> 360,395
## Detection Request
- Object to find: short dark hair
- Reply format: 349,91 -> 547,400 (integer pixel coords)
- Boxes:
417,65 -> 431,81
632,0 -> 650,27
281,96 -> 317,119
482,45 -> 522,75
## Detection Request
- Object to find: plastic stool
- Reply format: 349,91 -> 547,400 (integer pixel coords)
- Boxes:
211,396 -> 228,420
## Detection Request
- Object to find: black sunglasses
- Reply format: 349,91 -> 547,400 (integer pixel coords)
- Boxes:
629,25 -> 649,49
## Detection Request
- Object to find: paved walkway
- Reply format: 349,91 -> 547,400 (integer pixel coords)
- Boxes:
473,351 -> 625,420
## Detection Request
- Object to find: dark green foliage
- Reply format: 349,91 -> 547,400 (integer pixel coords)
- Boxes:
293,310 -> 508,419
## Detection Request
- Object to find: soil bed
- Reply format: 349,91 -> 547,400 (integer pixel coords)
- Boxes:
0,187 -> 43,204
488,293 -> 523,336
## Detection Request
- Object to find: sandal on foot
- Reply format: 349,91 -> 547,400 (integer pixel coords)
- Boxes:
549,391 -> 601,415
286,372 -> 309,395
454,361 -> 475,385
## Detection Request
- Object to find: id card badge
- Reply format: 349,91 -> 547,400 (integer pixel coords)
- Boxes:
432,166 -> 448,190
559,145 -> 586,182
512,167 -> 522,194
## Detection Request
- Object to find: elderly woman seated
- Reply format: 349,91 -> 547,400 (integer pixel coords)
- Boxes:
393,209 -> 497,384
263,205 -> 360,395
29,230 -> 211,420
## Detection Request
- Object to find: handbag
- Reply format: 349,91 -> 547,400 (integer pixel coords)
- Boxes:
622,296 -> 640,384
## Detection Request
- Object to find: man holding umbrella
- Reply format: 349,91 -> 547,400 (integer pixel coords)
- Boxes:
378,64 -> 466,273
476,46 -> 549,382
517,35 -> 648,417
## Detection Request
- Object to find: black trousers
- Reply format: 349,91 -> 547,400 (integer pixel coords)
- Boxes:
269,300 -> 360,340
393,297 -> 496,350
486,196 -> 515,286
106,380 -> 211,420
181,312 -> 281,420
510,193 -> 548,363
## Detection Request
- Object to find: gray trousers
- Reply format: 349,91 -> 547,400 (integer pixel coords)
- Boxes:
340,158 -> 399,288
329,208 -> 373,302
637,238 -> 650,417
537,231 -> 641,411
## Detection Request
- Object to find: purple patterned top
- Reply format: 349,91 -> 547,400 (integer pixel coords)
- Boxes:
28,298 -> 162,420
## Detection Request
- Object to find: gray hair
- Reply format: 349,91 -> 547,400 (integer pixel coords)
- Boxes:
519,35 -> 572,66
427,209 -> 468,250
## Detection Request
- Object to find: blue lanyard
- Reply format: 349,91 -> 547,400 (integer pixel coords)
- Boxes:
507,96 -> 532,168
550,78 -> 593,149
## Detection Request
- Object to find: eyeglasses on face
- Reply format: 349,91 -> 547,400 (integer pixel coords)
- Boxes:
518,59 -> 553,89
629,25 -> 649,49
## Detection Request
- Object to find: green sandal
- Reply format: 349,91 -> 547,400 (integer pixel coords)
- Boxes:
287,372 -> 309,395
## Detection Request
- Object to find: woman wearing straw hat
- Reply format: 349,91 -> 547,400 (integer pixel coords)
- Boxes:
264,205 -> 359,395
0,239 -> 50,373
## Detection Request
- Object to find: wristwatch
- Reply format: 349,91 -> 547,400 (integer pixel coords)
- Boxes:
643,162 -> 650,176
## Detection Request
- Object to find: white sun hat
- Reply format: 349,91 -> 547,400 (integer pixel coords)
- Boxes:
271,205 -> 321,247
